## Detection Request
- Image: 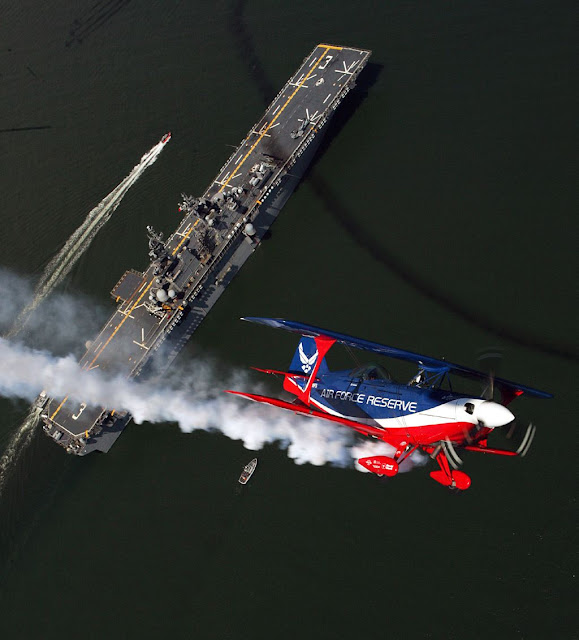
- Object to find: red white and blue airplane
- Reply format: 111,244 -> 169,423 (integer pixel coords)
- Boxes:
227,318 -> 553,491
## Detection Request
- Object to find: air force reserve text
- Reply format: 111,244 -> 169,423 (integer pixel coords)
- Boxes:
319,388 -> 418,412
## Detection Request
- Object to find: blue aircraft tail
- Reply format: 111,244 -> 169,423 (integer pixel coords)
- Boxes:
289,336 -> 330,376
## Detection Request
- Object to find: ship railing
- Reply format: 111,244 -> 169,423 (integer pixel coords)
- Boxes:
202,51 -> 364,204
128,219 -> 249,377
133,59 -> 368,377
212,107 -> 271,182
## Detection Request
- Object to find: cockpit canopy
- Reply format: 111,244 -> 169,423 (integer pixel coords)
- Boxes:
349,364 -> 392,382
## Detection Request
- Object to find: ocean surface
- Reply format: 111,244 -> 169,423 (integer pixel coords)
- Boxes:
0,1 -> 576,638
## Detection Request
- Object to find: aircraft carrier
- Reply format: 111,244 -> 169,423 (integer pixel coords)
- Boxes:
39,43 -> 371,455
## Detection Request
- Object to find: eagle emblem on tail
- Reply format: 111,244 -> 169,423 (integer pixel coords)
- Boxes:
299,342 -> 318,373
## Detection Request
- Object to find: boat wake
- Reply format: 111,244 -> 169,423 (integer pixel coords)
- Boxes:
0,134 -> 170,498
0,405 -> 41,498
5,134 -> 170,339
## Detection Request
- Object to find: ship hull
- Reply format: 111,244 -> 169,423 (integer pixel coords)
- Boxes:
41,44 -> 371,455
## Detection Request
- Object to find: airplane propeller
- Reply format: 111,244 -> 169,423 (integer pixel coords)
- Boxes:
462,422 -> 482,445
443,437 -> 463,469
515,423 -> 536,457
484,371 -> 495,401
477,347 -> 503,402
502,421 -> 536,457
475,348 -> 539,457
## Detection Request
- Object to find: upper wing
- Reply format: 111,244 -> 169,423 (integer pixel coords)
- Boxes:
241,317 -> 553,400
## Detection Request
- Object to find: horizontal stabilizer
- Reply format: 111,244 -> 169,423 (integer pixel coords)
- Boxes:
251,367 -> 310,379
241,317 -> 553,400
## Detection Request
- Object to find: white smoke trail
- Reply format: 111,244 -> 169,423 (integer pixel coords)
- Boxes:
0,268 -> 107,356
5,136 -> 169,338
0,337 -> 426,471
0,137 -> 169,497
0,270 -> 108,497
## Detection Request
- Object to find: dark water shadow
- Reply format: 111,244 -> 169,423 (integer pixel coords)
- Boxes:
0,429 -> 76,591
0,126 -> 51,133
228,0 -> 578,364
65,0 -> 131,48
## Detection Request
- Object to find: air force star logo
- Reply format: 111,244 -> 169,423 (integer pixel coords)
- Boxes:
299,342 -> 318,374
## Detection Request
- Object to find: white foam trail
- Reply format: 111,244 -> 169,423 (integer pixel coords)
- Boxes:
0,406 -> 41,494
0,137 -> 169,497
0,338 -> 426,471
5,137 -> 169,338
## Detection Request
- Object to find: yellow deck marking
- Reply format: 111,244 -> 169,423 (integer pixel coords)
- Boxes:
89,217 -> 201,370
50,395 -> 69,420
52,217 -> 204,420
51,284 -> 152,419
49,44 -> 348,422
53,219 -> 200,420
217,45 -> 332,193
86,282 -> 153,370
172,218 -> 200,255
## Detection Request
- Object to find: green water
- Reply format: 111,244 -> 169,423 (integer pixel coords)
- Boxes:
0,1 -> 576,638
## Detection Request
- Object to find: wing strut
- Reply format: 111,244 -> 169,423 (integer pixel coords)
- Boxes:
241,317 -> 553,400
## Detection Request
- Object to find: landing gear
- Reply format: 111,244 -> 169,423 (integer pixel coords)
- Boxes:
428,448 -> 472,491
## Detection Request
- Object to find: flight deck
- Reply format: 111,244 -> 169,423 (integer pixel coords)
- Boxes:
40,44 -> 371,454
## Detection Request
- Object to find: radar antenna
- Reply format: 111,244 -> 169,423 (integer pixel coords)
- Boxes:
146,225 -> 167,261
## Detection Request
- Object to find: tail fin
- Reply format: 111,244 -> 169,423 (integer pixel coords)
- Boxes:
285,335 -> 334,404
289,336 -> 330,376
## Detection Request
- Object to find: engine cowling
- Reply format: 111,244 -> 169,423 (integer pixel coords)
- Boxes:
358,456 -> 399,477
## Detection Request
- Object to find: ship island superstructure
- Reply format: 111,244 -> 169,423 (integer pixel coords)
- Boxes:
40,44 -> 371,455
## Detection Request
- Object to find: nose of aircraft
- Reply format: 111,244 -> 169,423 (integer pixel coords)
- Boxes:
474,400 -> 515,428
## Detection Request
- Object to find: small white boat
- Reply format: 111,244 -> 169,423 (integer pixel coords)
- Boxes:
238,458 -> 258,484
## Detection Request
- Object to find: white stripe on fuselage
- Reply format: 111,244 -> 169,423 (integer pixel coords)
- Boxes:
309,394 -> 477,430
288,376 -> 482,430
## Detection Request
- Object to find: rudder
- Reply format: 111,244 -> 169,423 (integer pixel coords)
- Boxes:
289,336 -> 330,376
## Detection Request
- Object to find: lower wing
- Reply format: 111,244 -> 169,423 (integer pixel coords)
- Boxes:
226,390 -> 400,442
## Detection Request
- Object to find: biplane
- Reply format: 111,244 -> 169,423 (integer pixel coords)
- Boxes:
227,318 -> 553,491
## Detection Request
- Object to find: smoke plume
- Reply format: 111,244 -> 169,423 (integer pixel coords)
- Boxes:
0,268 -> 107,357
0,336 -> 425,471
4,135 -> 169,339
